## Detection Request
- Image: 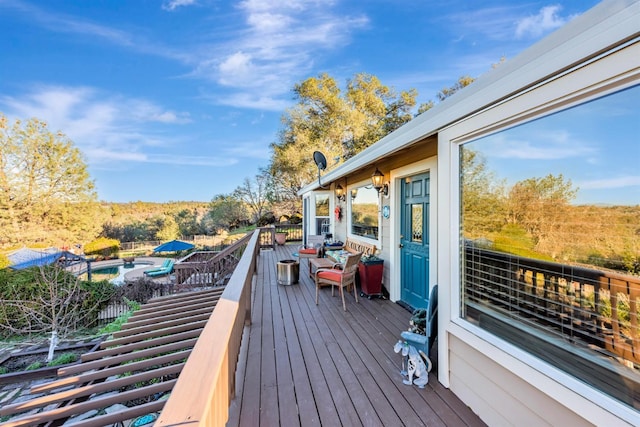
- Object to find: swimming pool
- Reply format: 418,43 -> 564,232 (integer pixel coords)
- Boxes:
83,262 -> 154,285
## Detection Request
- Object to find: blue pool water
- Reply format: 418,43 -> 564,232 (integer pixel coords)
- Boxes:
89,262 -> 154,285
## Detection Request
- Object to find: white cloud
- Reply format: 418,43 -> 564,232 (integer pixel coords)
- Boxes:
578,176 -> 640,190
485,130 -> 596,160
162,0 -> 197,12
191,0 -> 368,109
218,51 -> 255,86
448,4 -> 578,43
515,5 -> 571,39
144,154 -> 235,166
207,92 -> 290,112
0,85 -> 192,165
448,6 -> 526,41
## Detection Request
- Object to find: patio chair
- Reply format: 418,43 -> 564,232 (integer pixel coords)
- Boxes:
401,284 -> 438,363
298,235 -> 325,269
315,252 -> 362,311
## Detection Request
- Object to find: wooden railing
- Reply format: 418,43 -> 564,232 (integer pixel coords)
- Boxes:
258,224 -> 303,249
156,229 -> 260,426
464,245 -> 640,364
274,223 -> 303,241
173,235 -> 250,289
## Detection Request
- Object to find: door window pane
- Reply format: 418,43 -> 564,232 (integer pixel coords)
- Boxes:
411,204 -> 423,242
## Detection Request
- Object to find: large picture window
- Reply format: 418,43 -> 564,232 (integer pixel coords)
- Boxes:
460,85 -> 639,409
350,185 -> 379,240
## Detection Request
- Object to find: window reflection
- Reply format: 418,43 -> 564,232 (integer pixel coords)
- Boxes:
460,84 -> 640,409
350,185 -> 379,240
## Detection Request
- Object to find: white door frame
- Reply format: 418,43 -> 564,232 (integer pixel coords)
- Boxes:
389,156 -> 438,303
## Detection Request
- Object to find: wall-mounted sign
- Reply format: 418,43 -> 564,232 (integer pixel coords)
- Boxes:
382,205 -> 390,219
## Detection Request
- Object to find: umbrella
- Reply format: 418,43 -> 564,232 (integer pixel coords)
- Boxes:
153,239 -> 195,253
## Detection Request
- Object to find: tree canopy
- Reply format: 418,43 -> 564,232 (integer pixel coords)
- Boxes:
0,114 -> 103,247
269,72 -> 417,200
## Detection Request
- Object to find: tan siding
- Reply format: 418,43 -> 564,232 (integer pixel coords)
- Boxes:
449,335 -> 595,427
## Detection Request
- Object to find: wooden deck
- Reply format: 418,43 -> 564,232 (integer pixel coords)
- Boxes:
229,244 -> 485,427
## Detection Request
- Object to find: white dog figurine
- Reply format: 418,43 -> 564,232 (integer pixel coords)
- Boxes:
403,345 -> 430,388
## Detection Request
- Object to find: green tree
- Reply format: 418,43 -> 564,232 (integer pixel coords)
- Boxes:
460,147 -> 506,238
207,195 -> 249,232
507,174 -> 578,256
418,75 -> 476,114
148,215 -> 180,241
269,72 -> 417,200
0,114 -> 101,247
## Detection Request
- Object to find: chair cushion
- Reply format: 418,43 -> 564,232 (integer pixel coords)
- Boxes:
299,248 -> 317,255
317,270 -> 343,281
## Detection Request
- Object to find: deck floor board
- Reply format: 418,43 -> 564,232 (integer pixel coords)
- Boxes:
231,244 -> 485,427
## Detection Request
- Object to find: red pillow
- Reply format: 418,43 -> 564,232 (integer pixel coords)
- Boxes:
299,248 -> 317,254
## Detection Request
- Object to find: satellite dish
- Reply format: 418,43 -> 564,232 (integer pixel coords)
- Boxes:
313,151 -> 328,188
313,151 -> 327,170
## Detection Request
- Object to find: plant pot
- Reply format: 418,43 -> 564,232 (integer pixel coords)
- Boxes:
275,233 -> 287,245
358,259 -> 384,298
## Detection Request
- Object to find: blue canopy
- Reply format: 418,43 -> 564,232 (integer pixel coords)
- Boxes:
8,248 -> 85,270
153,239 -> 194,253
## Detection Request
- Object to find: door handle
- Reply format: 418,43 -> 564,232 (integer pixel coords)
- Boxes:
399,243 -> 404,248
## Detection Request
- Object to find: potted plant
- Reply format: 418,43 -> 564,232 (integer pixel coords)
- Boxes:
274,232 -> 288,245
358,254 -> 384,299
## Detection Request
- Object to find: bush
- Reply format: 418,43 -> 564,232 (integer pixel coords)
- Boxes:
257,212 -> 276,226
84,237 -> 120,258
0,267 -> 116,338
99,299 -> 141,335
48,353 -> 78,366
26,361 -> 44,370
116,278 -> 164,304
289,212 -> 303,224
0,253 -> 10,269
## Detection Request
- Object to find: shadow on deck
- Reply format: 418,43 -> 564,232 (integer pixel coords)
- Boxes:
229,244 -> 484,427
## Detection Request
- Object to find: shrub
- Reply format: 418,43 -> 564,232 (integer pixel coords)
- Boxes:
84,237 -> 120,258
99,299 -> 141,335
257,212 -> 276,226
0,253 -> 10,269
26,361 -> 44,370
48,353 -> 78,366
289,212 -> 303,224
0,266 -> 116,338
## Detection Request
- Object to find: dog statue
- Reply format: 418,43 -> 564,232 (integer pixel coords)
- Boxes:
403,345 -> 429,388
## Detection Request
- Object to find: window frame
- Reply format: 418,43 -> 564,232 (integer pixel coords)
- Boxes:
347,180 -> 381,247
439,42 -> 640,422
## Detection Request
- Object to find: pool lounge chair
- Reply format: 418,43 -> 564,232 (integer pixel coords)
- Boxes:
144,259 -> 174,277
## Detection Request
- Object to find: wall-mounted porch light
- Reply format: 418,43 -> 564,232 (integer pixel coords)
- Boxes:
371,167 -> 389,197
350,188 -> 358,201
335,184 -> 346,202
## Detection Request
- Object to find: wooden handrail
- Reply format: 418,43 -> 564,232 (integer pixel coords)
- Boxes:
156,229 -> 260,426
173,234 -> 252,288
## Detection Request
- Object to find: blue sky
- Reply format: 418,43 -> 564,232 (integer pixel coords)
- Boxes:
0,0 -> 600,202
473,84 -> 640,206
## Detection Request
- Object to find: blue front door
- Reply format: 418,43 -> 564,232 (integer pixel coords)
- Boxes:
400,172 -> 430,310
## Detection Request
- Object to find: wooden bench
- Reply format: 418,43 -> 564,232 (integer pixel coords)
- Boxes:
343,238 -> 376,257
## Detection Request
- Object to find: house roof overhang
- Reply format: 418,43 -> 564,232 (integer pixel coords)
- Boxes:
298,0 -> 640,196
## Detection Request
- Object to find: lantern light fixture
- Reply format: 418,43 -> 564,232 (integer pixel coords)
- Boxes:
335,184 -> 346,202
371,167 -> 389,196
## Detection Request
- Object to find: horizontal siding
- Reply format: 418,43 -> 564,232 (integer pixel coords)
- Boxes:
448,335 -> 594,427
